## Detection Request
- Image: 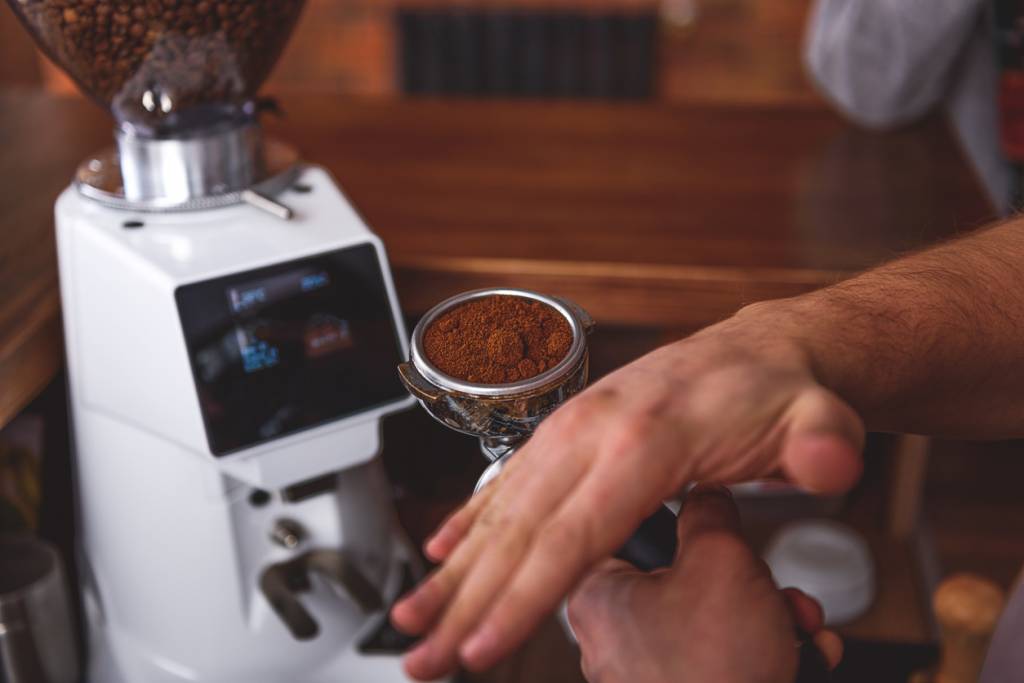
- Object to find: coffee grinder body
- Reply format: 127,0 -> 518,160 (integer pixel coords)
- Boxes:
7,0 -> 433,678
58,165 -> 424,682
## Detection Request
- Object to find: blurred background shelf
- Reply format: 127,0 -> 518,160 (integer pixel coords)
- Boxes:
2,0 -> 821,105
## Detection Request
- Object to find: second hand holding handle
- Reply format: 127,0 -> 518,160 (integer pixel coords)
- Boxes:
605,494 -> 832,683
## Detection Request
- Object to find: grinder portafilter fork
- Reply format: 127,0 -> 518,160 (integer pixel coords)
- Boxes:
397,288 -> 679,572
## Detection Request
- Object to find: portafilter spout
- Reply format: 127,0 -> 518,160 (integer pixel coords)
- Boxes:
398,288 -> 594,494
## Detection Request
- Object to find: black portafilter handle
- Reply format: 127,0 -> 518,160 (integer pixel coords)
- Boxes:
614,503 -> 678,571
615,505 -> 832,683
795,627 -> 834,683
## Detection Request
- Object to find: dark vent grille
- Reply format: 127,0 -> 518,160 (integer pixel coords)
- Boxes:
397,9 -> 657,99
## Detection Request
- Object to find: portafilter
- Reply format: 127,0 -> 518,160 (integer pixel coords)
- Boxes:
398,288 -> 593,492
397,288 -> 678,571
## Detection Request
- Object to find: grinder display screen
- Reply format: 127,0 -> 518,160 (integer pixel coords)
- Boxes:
176,244 -> 407,456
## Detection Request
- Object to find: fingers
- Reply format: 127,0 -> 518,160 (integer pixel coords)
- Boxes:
393,528 -> 489,636
455,454 -> 670,672
567,558 -> 637,634
404,516 -> 539,677
399,439 -> 595,679
405,413 -> 675,676
424,450 -> 530,562
675,491 -> 843,673
780,388 -> 864,495
395,369 -> 860,680
814,630 -> 844,670
567,558 -> 639,672
423,481 -> 498,562
567,557 -> 637,629
423,518 -> 469,564
781,587 -> 824,633
396,460 -> 545,637
782,587 -> 843,670
400,522 -> 519,679
675,483 -> 740,549
421,407 -> 598,564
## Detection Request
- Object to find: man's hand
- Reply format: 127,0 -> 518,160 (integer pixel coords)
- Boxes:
391,214 -> 1024,680
391,309 -> 864,680
568,485 -> 843,683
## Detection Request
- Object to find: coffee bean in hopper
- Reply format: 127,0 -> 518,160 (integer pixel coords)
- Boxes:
9,0 -> 306,133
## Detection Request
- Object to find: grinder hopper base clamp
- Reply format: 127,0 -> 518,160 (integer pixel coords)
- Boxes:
397,288 -> 678,572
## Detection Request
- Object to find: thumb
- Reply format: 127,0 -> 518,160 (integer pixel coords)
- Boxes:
567,558 -> 639,648
780,387 -> 864,495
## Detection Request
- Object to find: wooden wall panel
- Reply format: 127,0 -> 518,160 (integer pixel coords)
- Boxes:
2,0 -> 820,105
269,0 -> 397,97
0,5 -> 43,86
659,0 -> 819,105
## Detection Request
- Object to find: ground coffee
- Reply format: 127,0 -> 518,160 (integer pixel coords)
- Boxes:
9,0 -> 305,131
424,295 -> 572,385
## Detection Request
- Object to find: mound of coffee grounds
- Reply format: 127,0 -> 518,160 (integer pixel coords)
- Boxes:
424,295 -> 573,384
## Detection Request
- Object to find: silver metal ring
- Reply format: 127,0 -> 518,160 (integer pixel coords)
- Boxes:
409,288 -> 588,398
74,135 -> 300,213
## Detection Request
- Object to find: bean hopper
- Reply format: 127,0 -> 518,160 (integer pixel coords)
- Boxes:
7,2 -> 430,681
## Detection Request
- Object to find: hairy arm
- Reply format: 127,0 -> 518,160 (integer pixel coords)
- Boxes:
754,216 -> 1024,437
393,217 -> 1024,680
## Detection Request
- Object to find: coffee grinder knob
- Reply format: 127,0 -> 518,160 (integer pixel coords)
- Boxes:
270,519 -> 306,550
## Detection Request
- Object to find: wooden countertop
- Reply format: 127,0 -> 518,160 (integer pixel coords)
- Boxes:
0,89 -> 993,429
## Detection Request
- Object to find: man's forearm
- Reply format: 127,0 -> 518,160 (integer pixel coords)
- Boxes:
746,215 -> 1024,438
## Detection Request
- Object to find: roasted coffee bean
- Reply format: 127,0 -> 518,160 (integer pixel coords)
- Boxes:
12,0 -> 305,132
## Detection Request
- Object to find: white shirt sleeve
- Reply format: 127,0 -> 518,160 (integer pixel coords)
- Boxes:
804,0 -> 987,129
980,575 -> 1024,683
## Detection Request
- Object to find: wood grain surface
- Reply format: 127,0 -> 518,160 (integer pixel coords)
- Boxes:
266,97 -> 994,326
0,90 -> 994,427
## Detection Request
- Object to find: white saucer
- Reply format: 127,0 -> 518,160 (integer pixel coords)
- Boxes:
764,519 -> 875,625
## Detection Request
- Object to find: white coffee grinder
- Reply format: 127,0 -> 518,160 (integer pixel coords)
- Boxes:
8,2 -> 430,681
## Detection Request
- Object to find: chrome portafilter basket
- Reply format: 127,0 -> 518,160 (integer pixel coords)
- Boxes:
398,288 -> 595,492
